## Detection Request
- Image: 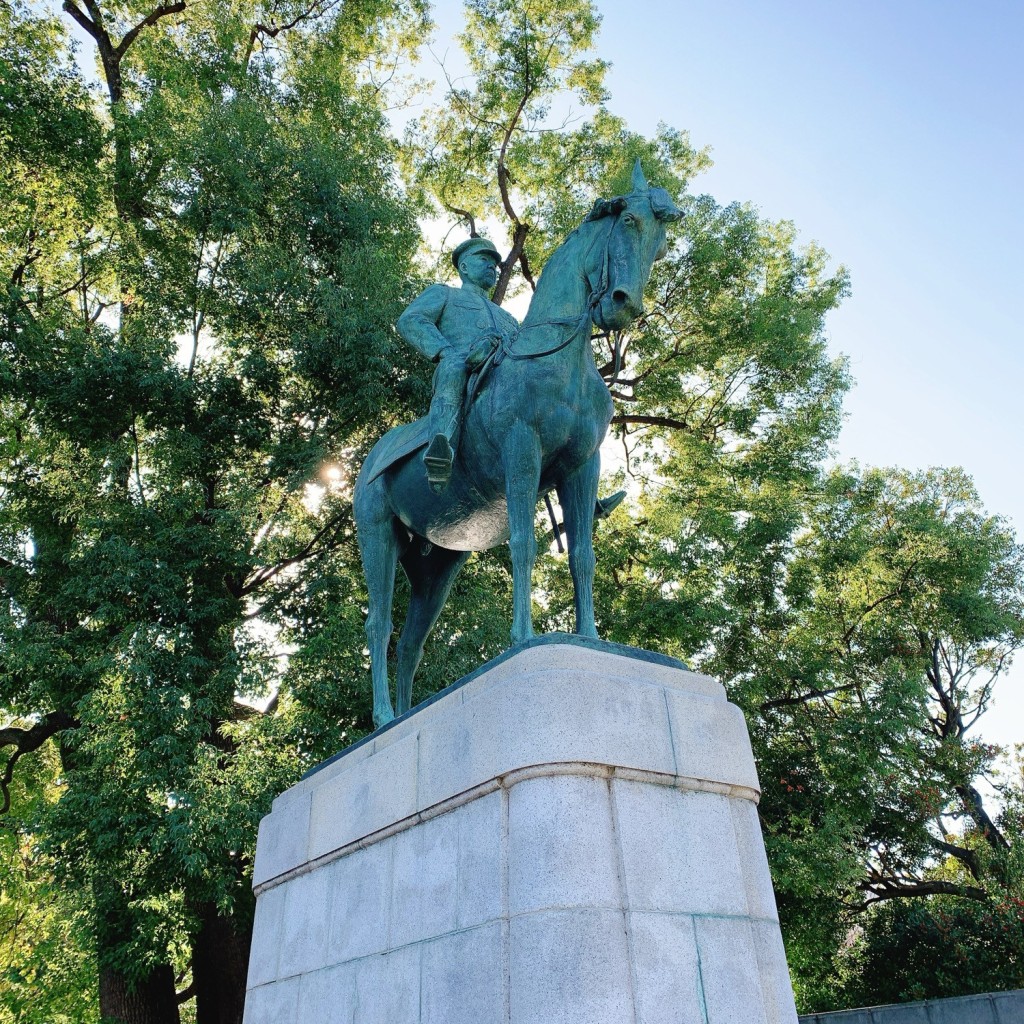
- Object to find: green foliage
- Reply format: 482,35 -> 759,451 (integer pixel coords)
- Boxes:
838,895 -> 1024,1005
733,467 -> 1024,1008
403,0 -> 709,297
0,735 -> 99,1024
1,0 -> 426,1016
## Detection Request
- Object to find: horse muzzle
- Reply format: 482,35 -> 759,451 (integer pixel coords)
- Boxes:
596,288 -> 644,331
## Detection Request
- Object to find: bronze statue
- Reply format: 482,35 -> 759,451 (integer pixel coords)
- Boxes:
397,238 -> 519,492
355,162 -> 681,728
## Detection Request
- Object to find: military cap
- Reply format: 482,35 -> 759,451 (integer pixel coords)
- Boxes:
451,237 -> 502,269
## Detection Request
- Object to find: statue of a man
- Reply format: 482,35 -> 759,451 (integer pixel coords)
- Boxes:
397,238 -> 519,492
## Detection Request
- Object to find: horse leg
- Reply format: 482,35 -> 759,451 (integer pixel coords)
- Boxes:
556,452 -> 602,638
395,544 -> 471,715
503,425 -> 542,645
355,480 -> 406,729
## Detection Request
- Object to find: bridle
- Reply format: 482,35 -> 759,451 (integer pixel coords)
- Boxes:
494,211 -> 620,364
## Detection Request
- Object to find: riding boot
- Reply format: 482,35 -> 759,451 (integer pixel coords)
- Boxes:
425,356 -> 469,492
423,433 -> 454,493
595,489 -> 627,520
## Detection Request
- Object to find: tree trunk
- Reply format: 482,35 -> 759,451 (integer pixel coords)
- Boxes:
100,963 -> 181,1024
192,901 -> 253,1024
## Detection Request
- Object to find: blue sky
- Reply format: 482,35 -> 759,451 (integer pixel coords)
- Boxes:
426,0 -> 1024,751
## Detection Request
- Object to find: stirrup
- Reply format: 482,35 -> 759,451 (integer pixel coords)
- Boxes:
423,434 -> 453,493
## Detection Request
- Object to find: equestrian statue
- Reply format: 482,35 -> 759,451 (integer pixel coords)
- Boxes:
354,162 -> 681,728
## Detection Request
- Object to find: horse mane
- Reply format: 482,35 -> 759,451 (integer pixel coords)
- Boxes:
586,186 -> 681,224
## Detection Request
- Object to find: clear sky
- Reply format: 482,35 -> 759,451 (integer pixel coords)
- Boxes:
424,0 -> 1024,753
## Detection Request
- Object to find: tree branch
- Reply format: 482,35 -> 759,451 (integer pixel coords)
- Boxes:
239,517 -> 345,596
610,413 -> 692,432
441,201 -> 477,238
857,877 -> 988,907
928,836 -> 983,880
760,681 -> 860,712
0,711 -> 78,815
956,782 -> 1010,853
61,0 -> 102,42
115,1 -> 186,59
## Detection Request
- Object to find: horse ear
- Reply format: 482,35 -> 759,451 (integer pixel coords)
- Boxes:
631,158 -> 649,193
586,196 -> 627,221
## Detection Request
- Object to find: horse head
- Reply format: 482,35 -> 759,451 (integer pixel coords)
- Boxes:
586,160 -> 682,332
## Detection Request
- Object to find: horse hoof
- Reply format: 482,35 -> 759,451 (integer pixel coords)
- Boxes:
373,706 -> 395,730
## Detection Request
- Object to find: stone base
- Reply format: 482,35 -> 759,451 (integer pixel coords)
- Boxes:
244,635 -> 798,1024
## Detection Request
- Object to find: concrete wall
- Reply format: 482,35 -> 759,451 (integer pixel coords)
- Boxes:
799,989 -> 1024,1024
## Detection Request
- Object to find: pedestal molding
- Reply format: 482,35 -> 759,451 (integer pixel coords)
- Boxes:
254,760 -> 761,895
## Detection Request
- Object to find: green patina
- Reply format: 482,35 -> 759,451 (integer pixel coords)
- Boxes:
354,162 -> 681,729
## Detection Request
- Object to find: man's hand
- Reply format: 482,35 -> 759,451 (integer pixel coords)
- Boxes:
466,334 -> 499,370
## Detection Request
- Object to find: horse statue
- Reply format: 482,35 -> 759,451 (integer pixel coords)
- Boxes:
354,162 -> 681,728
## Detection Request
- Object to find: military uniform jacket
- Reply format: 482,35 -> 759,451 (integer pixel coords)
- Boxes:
397,284 -> 519,362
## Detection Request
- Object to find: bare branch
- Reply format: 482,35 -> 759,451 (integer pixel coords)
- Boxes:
61,0 -> 102,42
956,783 -> 1010,853
857,877 -> 988,907
442,203 -> 477,238
247,0 -> 342,59
928,836 -> 982,880
760,681 -> 860,713
239,518 -> 345,596
610,413 -> 692,432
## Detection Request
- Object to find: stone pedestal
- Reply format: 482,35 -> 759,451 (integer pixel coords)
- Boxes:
243,635 -> 798,1024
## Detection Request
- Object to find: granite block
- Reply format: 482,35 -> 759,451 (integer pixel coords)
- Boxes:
253,788 -> 311,887
297,964 -> 356,1024
695,915 -> 768,1024
750,919 -> 799,1023
509,908 -> 633,1024
666,688 -> 760,791
352,945 -> 420,1024
456,789 -> 504,929
629,911 -> 706,1024
420,922 -> 504,1024
278,866 -> 334,978
247,882 -> 287,988
327,842 -> 392,962
731,798 -> 780,922
508,774 -> 620,915
389,807 -> 459,947
308,730 -> 418,860
615,780 -> 748,916
243,977 -> 300,1024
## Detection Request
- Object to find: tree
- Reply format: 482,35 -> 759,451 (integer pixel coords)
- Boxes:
5,0 -> 1021,1015
725,467 -> 1024,1009
0,728 -> 99,1024
1,0 -> 426,1019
